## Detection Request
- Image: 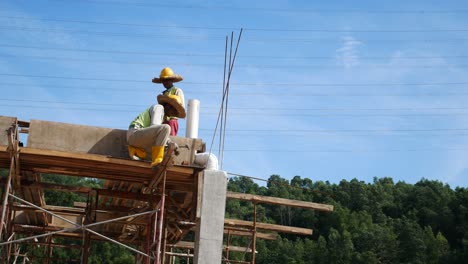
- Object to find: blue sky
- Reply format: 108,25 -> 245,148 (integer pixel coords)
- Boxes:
1,0 -> 468,188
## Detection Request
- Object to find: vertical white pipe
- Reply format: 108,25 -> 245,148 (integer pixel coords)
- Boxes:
186,99 -> 200,138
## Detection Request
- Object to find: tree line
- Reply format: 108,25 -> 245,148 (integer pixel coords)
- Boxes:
226,175 -> 468,264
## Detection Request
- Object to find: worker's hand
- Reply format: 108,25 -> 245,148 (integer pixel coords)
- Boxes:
166,138 -> 178,149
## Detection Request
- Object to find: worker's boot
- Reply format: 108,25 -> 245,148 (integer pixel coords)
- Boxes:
128,146 -> 146,161
151,146 -> 165,167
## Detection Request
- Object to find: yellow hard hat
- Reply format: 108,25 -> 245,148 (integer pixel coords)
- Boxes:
160,67 -> 174,78
152,67 -> 183,83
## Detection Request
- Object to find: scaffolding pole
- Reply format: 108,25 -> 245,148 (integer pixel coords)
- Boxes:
0,124 -> 18,263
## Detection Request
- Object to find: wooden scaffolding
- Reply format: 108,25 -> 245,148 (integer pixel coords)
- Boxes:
0,116 -> 334,264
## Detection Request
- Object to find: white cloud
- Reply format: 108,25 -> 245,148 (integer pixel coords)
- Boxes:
335,36 -> 362,68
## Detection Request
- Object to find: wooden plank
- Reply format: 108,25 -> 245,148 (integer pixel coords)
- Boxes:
224,229 -> 277,240
11,181 -> 156,206
17,147 -> 196,184
18,147 -> 197,173
224,218 -> 313,235
21,147 -> 148,167
169,241 -> 257,253
226,192 -> 334,212
0,145 -> 10,169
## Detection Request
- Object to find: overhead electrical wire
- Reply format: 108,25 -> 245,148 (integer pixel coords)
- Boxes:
4,83 -> 468,97
4,104 -> 468,117
3,98 -> 468,112
0,26 -> 227,39
3,15 -> 468,32
3,25 -> 468,36
209,29 -> 243,169
4,53 -> 468,70
19,1 -> 468,14
0,44 -> 219,57
226,172 -> 336,198
2,73 -> 468,87
3,44 -> 468,60
211,147 -> 468,152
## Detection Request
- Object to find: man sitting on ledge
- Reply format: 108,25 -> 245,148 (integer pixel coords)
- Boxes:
127,94 -> 186,168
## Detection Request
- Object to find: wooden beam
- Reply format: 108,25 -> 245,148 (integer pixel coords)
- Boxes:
224,218 -> 313,235
20,147 -> 146,167
2,180 -> 157,201
226,191 -> 334,212
168,241 -> 257,253
223,229 -> 277,240
22,241 -> 82,249
12,204 -> 85,215
20,180 -> 92,193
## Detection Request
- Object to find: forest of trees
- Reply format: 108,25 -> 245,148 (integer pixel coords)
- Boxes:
226,175 -> 468,264
1,169 -> 467,263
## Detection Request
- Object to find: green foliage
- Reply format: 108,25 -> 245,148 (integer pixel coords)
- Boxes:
88,242 -> 134,264
42,174 -> 103,206
226,176 -> 468,263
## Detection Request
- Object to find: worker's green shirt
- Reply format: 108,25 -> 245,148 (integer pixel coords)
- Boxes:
129,107 -> 152,129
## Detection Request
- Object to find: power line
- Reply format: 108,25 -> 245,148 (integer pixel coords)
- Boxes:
216,147 -> 468,152
0,53 -> 221,67
5,24 -> 468,36
5,53 -> 468,70
0,44 -> 219,57
2,73 -> 468,87
5,14 -> 468,32
1,101 -> 467,131
204,128 -> 468,132
0,82 -> 142,91
202,133 -> 468,138
3,98 -> 468,112
0,15 -> 236,31
3,25 -> 468,35
226,172 -> 335,198
0,26 -> 226,40
4,104 -> 468,117
38,1 -> 468,14
3,44 -> 468,60
4,82 -> 468,96
0,44 -> 220,57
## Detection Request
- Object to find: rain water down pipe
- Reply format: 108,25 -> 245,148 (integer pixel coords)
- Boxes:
186,99 -> 219,170
185,99 -> 200,138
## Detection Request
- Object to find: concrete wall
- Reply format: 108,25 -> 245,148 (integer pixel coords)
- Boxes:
0,116 -> 17,146
194,170 -> 227,264
27,119 -> 204,165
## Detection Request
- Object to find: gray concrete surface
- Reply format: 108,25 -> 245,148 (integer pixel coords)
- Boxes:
27,119 -> 204,165
194,170 -> 227,264
0,116 -> 17,146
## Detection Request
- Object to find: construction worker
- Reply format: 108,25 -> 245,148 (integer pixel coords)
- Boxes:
152,67 -> 185,136
127,94 -> 186,167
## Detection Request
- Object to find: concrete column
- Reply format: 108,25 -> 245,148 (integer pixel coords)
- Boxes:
193,170 -> 227,264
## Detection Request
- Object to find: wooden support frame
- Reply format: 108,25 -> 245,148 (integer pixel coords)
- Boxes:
0,121 -> 19,263
225,192 -> 334,264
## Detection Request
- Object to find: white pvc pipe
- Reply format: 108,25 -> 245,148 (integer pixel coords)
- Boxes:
194,153 -> 219,170
185,99 -> 200,138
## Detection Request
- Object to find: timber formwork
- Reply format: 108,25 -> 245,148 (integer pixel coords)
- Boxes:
0,115 -> 335,264
0,116 -> 206,263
